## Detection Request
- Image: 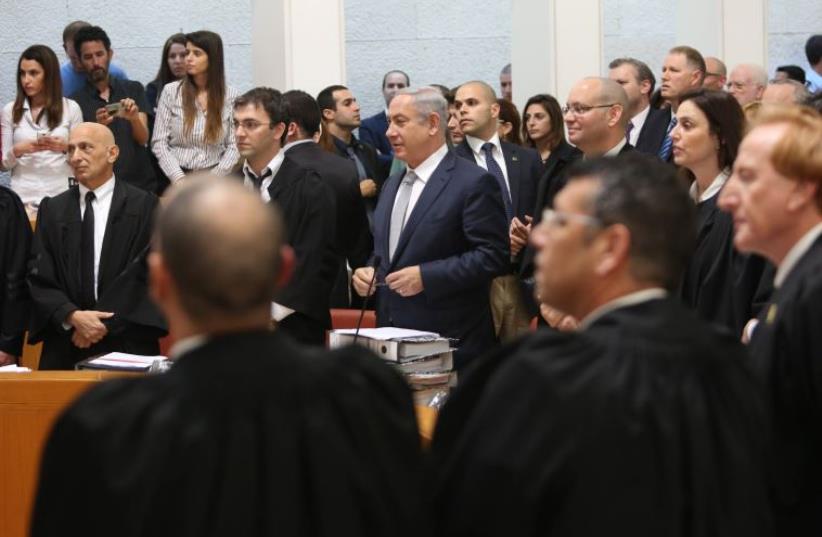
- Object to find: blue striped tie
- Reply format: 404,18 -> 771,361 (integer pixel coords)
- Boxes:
658,116 -> 678,161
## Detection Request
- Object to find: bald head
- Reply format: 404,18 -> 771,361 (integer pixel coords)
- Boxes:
762,80 -> 810,105
153,176 -> 285,327
455,81 -> 502,139
703,57 -> 727,91
67,122 -> 119,189
565,77 -> 630,156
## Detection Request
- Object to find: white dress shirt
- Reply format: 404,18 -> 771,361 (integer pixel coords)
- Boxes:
1,98 -> 82,209
628,105 -> 651,147
464,133 -> 511,196
242,151 -> 294,321
78,176 -> 116,300
689,169 -> 729,203
774,222 -> 822,288
399,143 -> 449,224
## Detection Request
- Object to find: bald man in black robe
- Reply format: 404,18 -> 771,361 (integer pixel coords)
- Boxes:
30,177 -> 425,537
430,155 -> 772,537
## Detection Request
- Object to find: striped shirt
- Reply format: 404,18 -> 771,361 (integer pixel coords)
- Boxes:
151,80 -> 240,182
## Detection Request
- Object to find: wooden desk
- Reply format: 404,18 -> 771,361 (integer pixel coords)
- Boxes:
0,371 -> 128,537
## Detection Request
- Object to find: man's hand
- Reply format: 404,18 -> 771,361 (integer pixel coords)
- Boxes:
386,266 -> 423,297
360,179 -> 378,198
0,351 -> 17,366
352,267 -> 377,297
70,331 -> 94,349
510,215 -> 532,256
68,310 -> 114,344
119,98 -> 140,121
95,106 -> 115,126
539,304 -> 578,332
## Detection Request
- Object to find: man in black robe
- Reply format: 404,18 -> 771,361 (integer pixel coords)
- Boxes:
430,154 -> 772,537
718,106 -> 822,534
27,122 -> 166,369
30,177 -> 426,537
0,186 -> 32,365
234,87 -> 338,345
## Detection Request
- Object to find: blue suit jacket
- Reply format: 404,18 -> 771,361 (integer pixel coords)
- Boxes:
372,150 -> 509,368
359,111 -> 393,174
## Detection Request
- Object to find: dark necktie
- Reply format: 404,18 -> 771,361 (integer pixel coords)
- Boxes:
80,190 -> 96,309
482,142 -> 513,222
625,120 -> 634,144
249,168 -> 272,193
658,116 -> 678,161
346,145 -> 369,181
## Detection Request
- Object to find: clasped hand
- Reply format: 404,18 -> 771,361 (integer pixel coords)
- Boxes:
352,266 -> 424,298
68,310 -> 114,349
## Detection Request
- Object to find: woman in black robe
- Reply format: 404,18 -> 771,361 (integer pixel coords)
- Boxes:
671,89 -> 772,336
0,186 -> 31,363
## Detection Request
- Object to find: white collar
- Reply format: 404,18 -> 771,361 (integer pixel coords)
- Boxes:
78,175 -> 116,200
243,151 -> 283,179
689,169 -> 729,203
604,137 -> 628,157
169,334 -> 209,361
630,104 -> 651,128
579,288 -> 668,329
406,143 -> 448,184
774,222 -> 822,288
465,133 -> 502,157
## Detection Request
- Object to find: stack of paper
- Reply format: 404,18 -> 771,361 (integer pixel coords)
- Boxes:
329,327 -> 457,406
76,353 -> 169,372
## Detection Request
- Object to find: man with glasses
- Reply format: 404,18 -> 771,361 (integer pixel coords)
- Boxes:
233,87 -> 337,345
703,56 -> 728,91
430,154 -> 772,537
727,63 -> 768,107
563,77 -> 634,161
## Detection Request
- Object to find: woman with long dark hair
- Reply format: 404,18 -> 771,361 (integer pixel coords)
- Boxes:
1,44 -> 82,215
672,89 -> 772,334
146,34 -> 187,132
151,30 -> 239,183
497,98 -> 523,145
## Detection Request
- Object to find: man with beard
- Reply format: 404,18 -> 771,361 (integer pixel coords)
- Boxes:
71,25 -> 155,192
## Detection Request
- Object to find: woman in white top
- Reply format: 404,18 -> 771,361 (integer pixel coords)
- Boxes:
152,30 -> 239,183
671,88 -> 771,336
1,45 -> 82,215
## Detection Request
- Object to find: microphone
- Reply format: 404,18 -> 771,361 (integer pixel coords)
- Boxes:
353,255 -> 382,344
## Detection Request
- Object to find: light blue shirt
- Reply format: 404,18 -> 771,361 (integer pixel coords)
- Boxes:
60,62 -> 128,97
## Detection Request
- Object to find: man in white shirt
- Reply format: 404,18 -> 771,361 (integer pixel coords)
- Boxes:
233,87 -> 337,345
564,77 -> 633,159
352,87 -> 509,370
27,122 -> 164,369
608,57 -> 671,157
718,106 -> 822,534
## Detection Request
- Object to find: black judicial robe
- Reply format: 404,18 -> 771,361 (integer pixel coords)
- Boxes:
679,195 -> 774,336
30,330 -> 427,537
0,186 -> 32,356
430,297 -> 772,537
748,234 -> 822,535
27,181 -> 167,369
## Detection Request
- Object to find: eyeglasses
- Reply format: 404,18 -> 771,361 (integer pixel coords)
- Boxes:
562,103 -> 616,116
232,120 -> 274,131
541,208 -> 602,228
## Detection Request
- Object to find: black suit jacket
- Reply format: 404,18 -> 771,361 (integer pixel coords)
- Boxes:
454,139 -> 540,222
267,155 -> 338,326
635,107 -> 672,159
28,180 -> 166,369
0,187 -> 32,356
749,233 -> 822,535
31,330 -> 427,537
359,111 -> 393,176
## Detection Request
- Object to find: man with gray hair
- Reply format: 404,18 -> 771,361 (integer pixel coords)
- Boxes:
762,79 -> 811,105
500,63 -> 512,101
727,63 -> 768,106
353,87 -> 509,370
31,176 -> 427,537
608,58 -> 670,156
431,154 -> 772,537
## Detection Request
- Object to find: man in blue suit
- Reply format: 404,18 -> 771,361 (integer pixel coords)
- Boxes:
352,87 -> 509,370
359,70 -> 410,176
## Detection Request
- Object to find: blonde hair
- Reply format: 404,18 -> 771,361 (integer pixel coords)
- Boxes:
754,105 -> 822,210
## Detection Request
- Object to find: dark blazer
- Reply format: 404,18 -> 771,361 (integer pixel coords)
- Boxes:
531,140 -> 583,220
332,134 -> 386,215
31,330 -> 427,537
267,155 -> 338,328
0,187 -> 32,356
749,233 -> 822,535
359,110 -> 393,176
372,150 -> 509,369
635,106 -> 672,159
454,139 -> 541,223
28,180 -> 167,369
